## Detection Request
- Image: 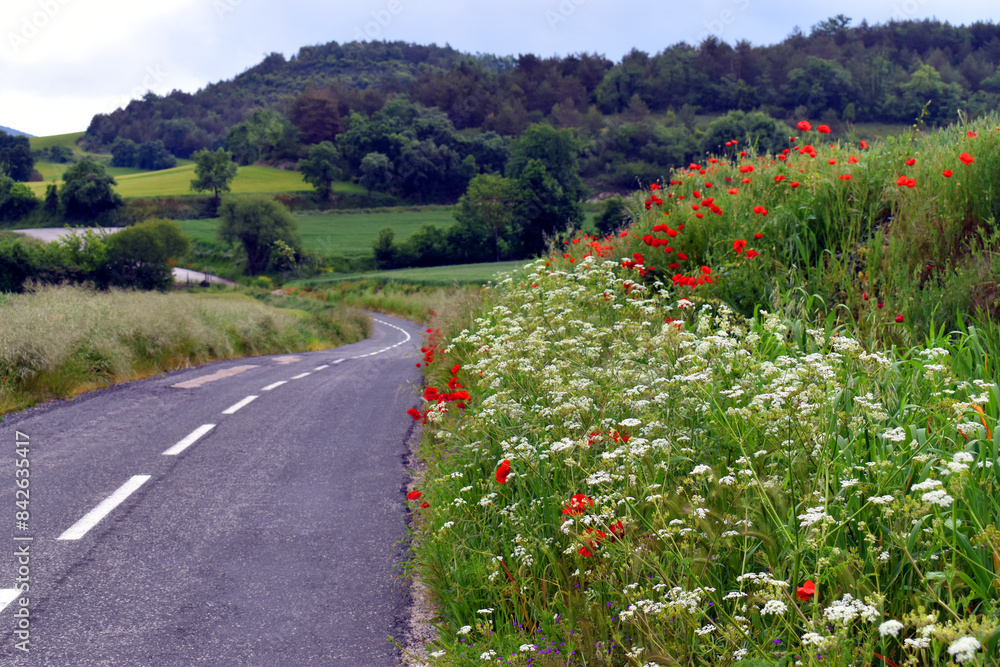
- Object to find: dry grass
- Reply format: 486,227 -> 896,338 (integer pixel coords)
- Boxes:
0,285 -> 370,414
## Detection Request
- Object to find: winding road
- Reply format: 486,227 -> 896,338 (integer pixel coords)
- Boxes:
0,314 -> 423,666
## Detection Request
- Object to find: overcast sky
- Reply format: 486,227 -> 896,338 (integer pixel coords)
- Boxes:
2,0 -> 998,137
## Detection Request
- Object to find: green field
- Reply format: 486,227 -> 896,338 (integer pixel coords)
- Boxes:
295,260 -> 526,286
177,208 -> 457,258
24,163 -> 353,199
28,131 -> 88,154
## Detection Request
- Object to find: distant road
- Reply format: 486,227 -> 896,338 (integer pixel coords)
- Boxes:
0,314 -> 423,665
13,228 -> 235,285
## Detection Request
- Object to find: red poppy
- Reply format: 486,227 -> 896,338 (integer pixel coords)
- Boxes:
860,140 -> 869,149
739,165 -> 754,173
848,155 -> 858,164
406,408 -> 422,421
797,580 -> 816,601
579,528 -> 607,557
700,265 -> 711,274
407,490 -> 422,501
650,183 -> 661,190
451,364 -> 461,376
968,131 -> 978,138
741,177 -> 751,184
796,120 -> 812,132
905,158 -> 916,166
840,174 -> 852,181
817,124 -> 831,134
746,249 -> 759,259
562,493 -> 594,515
755,232 -> 763,240
943,169 -> 953,177
774,174 -> 785,182
896,176 -> 908,187
420,501 -> 430,508
960,152 -> 976,165
496,459 -> 511,484
728,188 -> 739,195
790,182 -> 800,188
609,521 -> 625,541
895,314 -> 904,323
828,159 -> 837,165
733,239 -> 747,254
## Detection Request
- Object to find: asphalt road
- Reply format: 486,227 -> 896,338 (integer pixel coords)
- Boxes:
0,314 -> 424,666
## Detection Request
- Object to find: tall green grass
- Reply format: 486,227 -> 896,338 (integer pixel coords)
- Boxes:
0,285 -> 370,414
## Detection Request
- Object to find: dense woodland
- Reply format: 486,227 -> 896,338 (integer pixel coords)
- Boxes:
81,17 -> 1000,161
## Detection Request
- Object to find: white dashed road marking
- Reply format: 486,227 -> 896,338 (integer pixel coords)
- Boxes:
290,372 -> 311,380
222,396 -> 257,415
58,475 -> 152,540
162,424 -> 215,456
261,381 -> 287,391
0,589 -> 19,612
313,365 -> 329,371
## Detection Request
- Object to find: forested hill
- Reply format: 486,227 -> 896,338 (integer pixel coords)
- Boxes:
83,17 -> 1000,164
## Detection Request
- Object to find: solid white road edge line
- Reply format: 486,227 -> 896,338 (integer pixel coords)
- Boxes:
352,319 -> 413,359
222,395 -> 257,414
290,372 -> 311,380
162,424 -> 215,456
57,475 -> 152,540
0,589 -> 19,612
261,381 -> 287,391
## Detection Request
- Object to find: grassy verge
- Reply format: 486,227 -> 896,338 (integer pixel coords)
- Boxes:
402,118 -> 1000,666
281,281 -> 483,325
0,285 -> 371,415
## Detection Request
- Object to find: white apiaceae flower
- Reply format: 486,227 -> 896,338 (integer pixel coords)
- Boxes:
947,636 -> 981,663
879,619 -> 904,638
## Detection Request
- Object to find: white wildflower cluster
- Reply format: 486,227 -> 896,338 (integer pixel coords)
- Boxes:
910,478 -> 954,508
823,593 -> 880,624
948,636 -> 982,663
797,506 -> 835,529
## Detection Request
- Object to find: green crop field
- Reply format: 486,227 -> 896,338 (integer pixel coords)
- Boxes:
177,208 -> 457,258
294,260 -> 526,286
24,163 -> 351,199
28,131 -> 88,154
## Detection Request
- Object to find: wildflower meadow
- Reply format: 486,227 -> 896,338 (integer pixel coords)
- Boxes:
404,114 -> 1000,666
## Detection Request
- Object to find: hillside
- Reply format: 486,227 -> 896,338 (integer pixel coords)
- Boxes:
84,18 -> 1000,159
0,125 -> 32,137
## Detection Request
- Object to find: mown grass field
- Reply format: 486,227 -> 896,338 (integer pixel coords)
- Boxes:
404,116 -> 1000,667
24,163 -> 350,199
177,208 -> 457,258
296,260 -> 526,286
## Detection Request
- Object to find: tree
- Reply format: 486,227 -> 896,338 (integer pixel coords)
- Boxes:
217,197 -> 301,275
0,131 -> 34,181
59,160 -> 123,220
104,219 -> 190,290
506,124 -> 585,256
372,226 -> 396,269
110,137 -> 138,168
136,140 -> 177,170
452,174 -> 519,261
191,148 -> 238,209
359,152 -> 393,199
297,141 -> 341,201
0,176 -> 38,221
